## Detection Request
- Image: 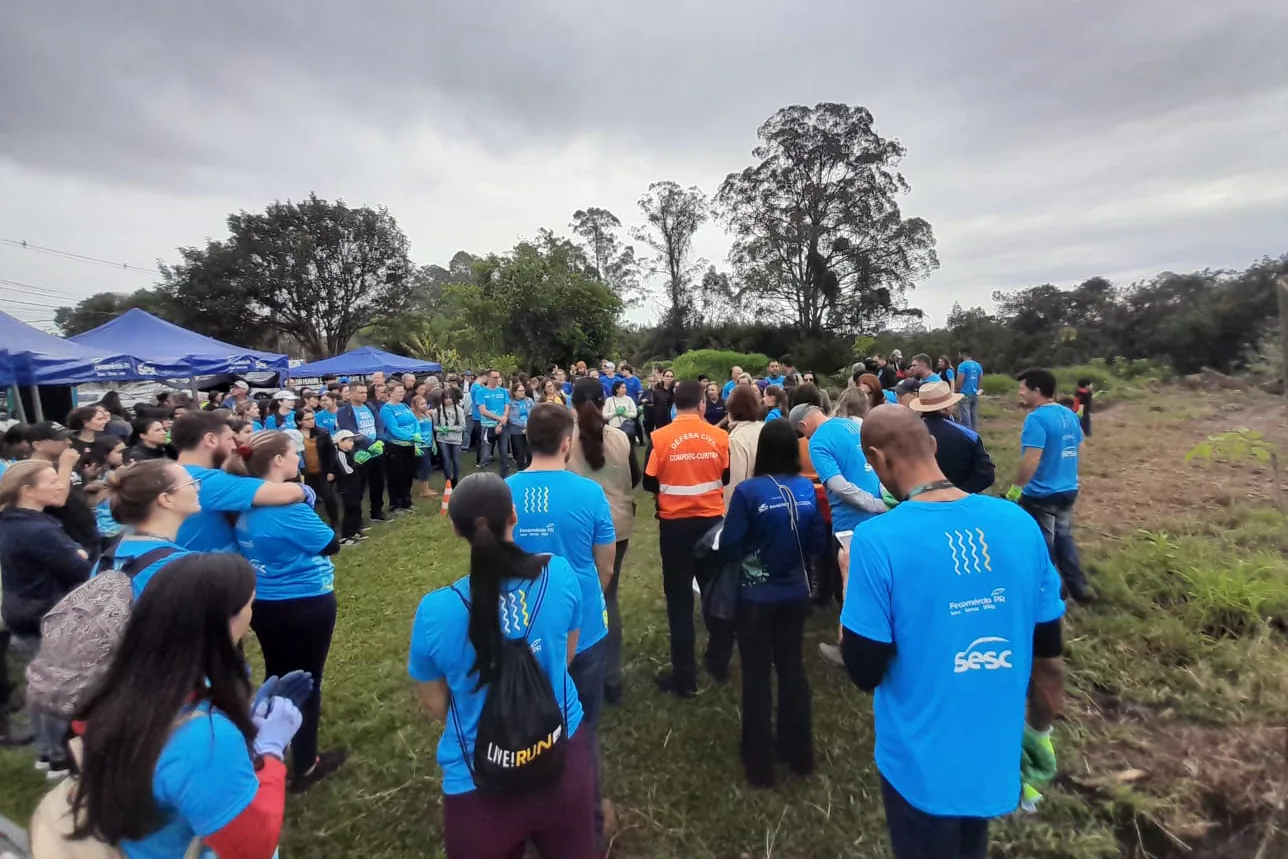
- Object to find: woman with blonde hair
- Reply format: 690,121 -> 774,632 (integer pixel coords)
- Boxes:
0,460 -> 90,774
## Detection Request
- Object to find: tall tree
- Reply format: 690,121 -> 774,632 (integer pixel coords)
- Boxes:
716,103 -> 939,334
632,181 -> 708,355
571,207 -> 641,305
223,193 -> 413,358
54,288 -> 176,337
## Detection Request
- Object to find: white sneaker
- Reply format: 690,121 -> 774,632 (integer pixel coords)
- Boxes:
818,643 -> 845,667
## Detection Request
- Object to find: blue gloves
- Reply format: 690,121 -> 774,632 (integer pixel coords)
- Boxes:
253,671 -> 314,713
301,484 -> 318,509
252,697 -> 303,760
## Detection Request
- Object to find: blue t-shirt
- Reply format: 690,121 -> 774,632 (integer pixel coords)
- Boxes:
883,389 -> 899,405
95,499 -> 123,538
265,411 -> 296,431
416,415 -> 435,445
623,376 -> 643,401
469,382 -> 485,420
721,380 -> 736,400
763,375 -> 786,388
407,561 -> 584,796
353,405 -> 378,441
841,495 -> 1065,818
943,367 -> 955,383
508,397 -> 533,430
315,410 -> 338,434
120,704 -> 260,859
720,475 -> 827,602
380,402 -> 418,443
1021,403 -> 1083,497
476,386 -> 511,428
505,470 -> 614,652
923,372 -> 943,383
958,360 -> 983,395
808,417 -> 883,534
176,466 -> 265,553
235,502 -> 335,601
95,537 -> 192,598
765,407 -> 783,422
599,375 -> 618,399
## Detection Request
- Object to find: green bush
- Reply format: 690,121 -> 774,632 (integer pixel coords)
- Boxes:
981,374 -> 1016,397
670,349 -> 769,382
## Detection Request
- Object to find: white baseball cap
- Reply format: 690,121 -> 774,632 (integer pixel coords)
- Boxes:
272,390 -> 297,401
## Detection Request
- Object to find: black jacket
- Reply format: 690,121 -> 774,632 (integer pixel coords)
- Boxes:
644,385 -> 674,432
0,507 -> 93,636
45,481 -> 102,560
922,412 -> 996,494
301,429 -> 339,478
332,447 -> 363,497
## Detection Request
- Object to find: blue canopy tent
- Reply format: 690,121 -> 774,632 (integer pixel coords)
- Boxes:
0,310 -> 140,386
289,346 -> 441,379
0,310 -> 143,422
69,308 -> 290,380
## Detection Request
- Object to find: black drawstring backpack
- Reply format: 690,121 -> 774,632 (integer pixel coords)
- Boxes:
449,564 -> 569,795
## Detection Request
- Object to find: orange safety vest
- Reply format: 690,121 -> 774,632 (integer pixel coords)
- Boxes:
646,414 -> 730,520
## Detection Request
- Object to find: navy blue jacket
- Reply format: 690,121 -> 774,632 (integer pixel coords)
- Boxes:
335,403 -> 385,449
922,412 -> 996,494
0,507 -> 93,635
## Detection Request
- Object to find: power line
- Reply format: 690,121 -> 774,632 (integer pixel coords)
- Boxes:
3,296 -> 63,310
0,237 -> 161,276
0,277 -> 78,301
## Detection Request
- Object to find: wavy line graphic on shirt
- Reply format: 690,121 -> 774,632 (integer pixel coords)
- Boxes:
975,528 -> 993,571
519,589 -> 530,627
500,592 -> 519,634
945,529 -> 989,575
964,529 -> 982,573
946,531 -> 965,576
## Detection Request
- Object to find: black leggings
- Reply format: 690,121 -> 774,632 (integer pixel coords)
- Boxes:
251,592 -> 337,779
386,444 -> 416,510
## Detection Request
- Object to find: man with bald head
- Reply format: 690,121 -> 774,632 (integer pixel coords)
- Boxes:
838,405 -> 1066,859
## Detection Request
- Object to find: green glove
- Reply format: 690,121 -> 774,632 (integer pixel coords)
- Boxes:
435,425 -> 448,435
880,485 -> 899,509
354,450 -> 372,465
369,440 -> 385,456
1020,725 -> 1057,786
412,433 -> 423,444
1019,782 -> 1043,813
1005,484 -> 1023,502
615,406 -> 626,417
414,444 -> 424,457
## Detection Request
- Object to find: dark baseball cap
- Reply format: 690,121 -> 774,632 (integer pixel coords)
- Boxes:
25,421 -> 73,442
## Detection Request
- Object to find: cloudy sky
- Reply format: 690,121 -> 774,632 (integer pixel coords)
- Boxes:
1,0 -> 1285,333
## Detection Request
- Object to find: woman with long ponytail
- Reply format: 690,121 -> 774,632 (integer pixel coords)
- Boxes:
568,377 -> 639,706
226,430 -> 345,793
408,472 -> 595,858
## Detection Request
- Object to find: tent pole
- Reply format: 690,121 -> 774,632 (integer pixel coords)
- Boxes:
10,387 -> 27,423
30,386 -> 44,422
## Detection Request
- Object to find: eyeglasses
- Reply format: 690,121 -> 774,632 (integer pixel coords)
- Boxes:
169,477 -> 201,492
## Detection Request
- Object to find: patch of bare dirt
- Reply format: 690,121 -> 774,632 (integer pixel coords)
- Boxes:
1075,390 -> 1288,536
1068,693 -> 1287,858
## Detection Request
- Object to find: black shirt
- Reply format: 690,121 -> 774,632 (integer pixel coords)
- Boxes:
921,412 -> 996,494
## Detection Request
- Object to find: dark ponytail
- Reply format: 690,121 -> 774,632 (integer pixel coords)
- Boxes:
449,473 -> 546,690
575,400 -> 606,470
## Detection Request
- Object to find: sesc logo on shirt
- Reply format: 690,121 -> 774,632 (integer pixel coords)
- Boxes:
953,636 -> 1013,673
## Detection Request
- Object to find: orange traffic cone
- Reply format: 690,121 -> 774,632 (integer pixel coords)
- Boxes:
440,480 -> 453,516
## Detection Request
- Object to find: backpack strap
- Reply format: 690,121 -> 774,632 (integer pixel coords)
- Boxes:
119,547 -> 180,578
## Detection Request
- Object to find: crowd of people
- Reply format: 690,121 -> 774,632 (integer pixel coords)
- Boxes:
0,347 -> 1096,859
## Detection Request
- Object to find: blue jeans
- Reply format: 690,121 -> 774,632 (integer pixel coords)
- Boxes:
956,393 -> 978,431
439,442 -> 461,484
1020,491 -> 1088,592
13,635 -> 69,764
569,637 -> 607,848
881,775 -> 989,858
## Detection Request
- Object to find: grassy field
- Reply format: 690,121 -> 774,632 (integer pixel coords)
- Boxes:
3,380 -> 1287,858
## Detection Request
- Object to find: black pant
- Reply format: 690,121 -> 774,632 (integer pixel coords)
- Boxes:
812,534 -> 844,606
881,775 -> 989,858
0,629 -> 13,716
658,516 -> 733,689
338,479 -> 365,538
736,598 -> 812,782
251,592 -> 338,780
385,444 -> 416,510
303,471 -> 339,528
361,455 -> 386,519
508,432 -> 531,470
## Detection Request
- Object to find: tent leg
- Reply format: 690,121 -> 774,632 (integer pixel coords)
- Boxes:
30,386 -> 44,422
10,387 -> 27,423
